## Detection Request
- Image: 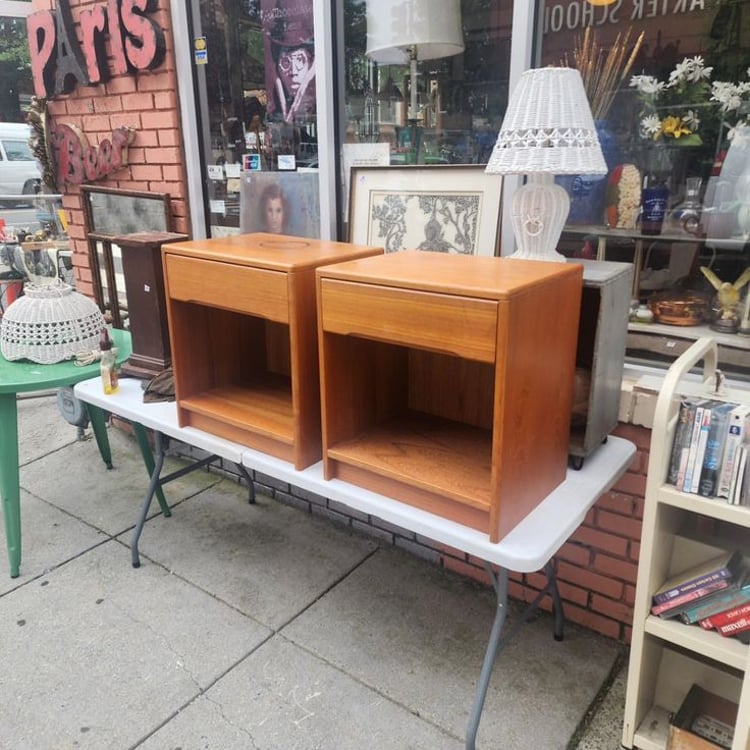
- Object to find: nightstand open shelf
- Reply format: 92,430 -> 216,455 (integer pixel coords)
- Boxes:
327,409 -> 493,510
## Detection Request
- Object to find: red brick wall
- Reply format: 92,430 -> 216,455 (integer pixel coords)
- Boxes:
442,423 -> 650,643
30,0 -> 188,299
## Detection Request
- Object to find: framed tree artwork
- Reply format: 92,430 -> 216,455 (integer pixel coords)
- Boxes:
348,164 -> 502,256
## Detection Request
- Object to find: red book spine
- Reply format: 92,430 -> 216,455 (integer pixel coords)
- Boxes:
717,617 -> 750,637
704,602 -> 750,630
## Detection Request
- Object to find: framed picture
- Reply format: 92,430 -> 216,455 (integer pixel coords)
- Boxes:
348,165 -> 502,256
240,171 -> 320,238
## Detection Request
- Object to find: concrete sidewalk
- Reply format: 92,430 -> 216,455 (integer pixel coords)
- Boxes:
0,389 -> 628,749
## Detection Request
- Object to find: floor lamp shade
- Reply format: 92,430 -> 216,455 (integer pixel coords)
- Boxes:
485,67 -> 607,262
365,0 -> 464,65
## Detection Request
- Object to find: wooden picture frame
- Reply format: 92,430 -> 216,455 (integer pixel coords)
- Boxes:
81,185 -> 172,329
348,164 -> 502,256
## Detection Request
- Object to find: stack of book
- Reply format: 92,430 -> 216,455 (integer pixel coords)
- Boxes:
667,399 -> 750,504
651,550 -> 750,640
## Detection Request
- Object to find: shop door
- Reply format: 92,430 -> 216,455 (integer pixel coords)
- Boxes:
192,0 -> 320,239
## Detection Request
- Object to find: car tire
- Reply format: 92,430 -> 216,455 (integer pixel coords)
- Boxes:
17,179 -> 40,208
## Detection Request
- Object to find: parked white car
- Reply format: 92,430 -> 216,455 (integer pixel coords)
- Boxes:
0,123 -> 41,199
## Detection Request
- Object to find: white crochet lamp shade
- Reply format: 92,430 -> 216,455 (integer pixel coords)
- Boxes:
485,67 -> 606,262
0,282 -> 106,364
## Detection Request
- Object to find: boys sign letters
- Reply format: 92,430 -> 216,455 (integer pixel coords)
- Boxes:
28,0 -> 166,98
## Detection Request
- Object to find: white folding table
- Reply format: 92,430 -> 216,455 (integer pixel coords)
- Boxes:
74,376 -> 635,750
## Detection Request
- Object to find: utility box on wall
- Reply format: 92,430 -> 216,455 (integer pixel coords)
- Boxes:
569,259 -> 634,468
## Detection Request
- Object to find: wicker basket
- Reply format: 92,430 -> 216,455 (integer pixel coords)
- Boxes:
0,282 -> 106,363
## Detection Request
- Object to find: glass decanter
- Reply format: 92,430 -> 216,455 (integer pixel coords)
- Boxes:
668,177 -> 703,235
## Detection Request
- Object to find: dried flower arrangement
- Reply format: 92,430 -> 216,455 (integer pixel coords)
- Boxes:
562,26 -> 645,120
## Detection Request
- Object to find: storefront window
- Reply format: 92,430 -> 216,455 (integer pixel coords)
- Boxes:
339,0 -> 514,236
194,0 -> 320,239
539,3 -> 750,266
539,1 -> 750,374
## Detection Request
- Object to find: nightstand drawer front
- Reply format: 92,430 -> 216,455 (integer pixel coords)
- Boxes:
165,255 -> 289,321
320,279 -> 497,362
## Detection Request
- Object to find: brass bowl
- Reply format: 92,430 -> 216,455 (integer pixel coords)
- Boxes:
648,294 -> 707,326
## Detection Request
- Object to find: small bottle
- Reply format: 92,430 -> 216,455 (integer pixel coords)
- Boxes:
99,328 -> 119,394
641,181 -> 669,236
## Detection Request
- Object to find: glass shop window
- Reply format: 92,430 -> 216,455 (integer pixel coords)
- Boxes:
539,2 -> 750,256
339,0 -> 513,236
539,1 -> 750,379
196,0 -> 320,239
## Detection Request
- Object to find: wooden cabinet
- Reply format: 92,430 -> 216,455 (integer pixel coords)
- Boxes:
162,233 -> 382,469
316,251 -> 584,542
622,337 -> 750,750
114,231 -> 188,379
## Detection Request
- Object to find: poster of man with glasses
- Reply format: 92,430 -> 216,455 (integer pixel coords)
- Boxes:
261,1 -> 316,124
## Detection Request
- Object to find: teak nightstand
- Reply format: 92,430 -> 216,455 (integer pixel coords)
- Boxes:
162,233 -> 383,469
316,250 -> 584,542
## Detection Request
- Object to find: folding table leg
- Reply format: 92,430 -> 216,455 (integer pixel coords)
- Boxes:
130,432 -> 221,568
131,431 -> 167,568
132,422 -> 171,517
466,564 -> 509,750
465,560 -> 565,749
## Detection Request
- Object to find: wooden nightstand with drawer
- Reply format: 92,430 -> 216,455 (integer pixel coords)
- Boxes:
316,250 -> 584,542
162,233 -> 383,469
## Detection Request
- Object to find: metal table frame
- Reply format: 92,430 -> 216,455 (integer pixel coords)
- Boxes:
74,376 -> 635,749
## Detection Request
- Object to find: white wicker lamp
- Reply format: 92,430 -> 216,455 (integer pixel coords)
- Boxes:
366,0 -> 464,125
0,282 -> 106,364
485,67 -> 607,262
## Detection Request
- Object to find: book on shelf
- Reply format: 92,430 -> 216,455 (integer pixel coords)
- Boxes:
679,568 -> 750,625
716,615 -> 750,637
653,579 -> 731,617
688,403 -> 717,494
702,601 -> 750,631
731,445 -> 748,505
681,400 -> 715,493
668,399 -> 698,487
717,404 -> 750,499
698,402 -> 736,497
652,549 -> 743,605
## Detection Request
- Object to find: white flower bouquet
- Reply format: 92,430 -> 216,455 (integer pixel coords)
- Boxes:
631,57 -> 750,147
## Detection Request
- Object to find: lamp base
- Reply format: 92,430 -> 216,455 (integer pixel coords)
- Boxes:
509,175 -> 569,263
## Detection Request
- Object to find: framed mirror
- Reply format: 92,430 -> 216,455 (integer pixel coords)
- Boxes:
81,186 -> 172,329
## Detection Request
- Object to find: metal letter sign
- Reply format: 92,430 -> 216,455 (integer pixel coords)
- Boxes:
27,0 -> 166,99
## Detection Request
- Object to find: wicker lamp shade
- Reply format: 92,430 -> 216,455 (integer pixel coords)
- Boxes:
485,67 -> 606,176
485,67 -> 605,262
0,282 -> 106,364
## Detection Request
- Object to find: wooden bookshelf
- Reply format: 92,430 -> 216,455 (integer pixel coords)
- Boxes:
622,338 -> 750,750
